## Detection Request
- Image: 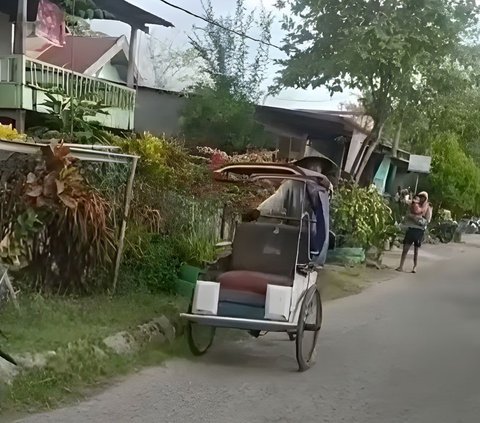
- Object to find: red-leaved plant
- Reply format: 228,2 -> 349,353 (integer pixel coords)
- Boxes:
22,143 -> 115,293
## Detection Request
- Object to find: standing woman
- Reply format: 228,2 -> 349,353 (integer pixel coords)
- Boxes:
396,192 -> 433,273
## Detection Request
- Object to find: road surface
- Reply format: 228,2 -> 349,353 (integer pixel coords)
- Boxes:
17,238 -> 480,423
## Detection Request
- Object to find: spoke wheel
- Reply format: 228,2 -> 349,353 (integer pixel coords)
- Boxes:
296,286 -> 322,372
187,322 -> 215,356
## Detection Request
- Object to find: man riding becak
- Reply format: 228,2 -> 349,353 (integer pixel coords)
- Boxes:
397,191 -> 433,274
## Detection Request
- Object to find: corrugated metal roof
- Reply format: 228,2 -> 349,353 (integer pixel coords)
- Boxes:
92,0 -> 174,30
1,0 -> 173,31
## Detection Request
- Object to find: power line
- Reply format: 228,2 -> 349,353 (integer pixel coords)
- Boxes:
157,0 -> 282,50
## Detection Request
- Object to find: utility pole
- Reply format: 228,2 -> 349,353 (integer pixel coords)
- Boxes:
13,0 -> 27,55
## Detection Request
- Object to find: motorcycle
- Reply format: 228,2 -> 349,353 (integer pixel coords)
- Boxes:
429,219 -> 458,243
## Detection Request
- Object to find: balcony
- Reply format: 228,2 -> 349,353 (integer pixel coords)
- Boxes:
0,55 -> 136,131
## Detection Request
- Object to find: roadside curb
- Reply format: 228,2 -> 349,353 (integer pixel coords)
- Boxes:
0,312 -> 185,385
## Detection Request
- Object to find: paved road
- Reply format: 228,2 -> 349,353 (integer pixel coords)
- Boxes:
18,239 -> 480,423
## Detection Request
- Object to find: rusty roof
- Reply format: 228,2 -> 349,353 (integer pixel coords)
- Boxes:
36,36 -> 121,73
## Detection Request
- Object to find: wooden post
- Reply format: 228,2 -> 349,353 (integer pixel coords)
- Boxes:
112,156 -> 138,293
13,0 -> 28,55
127,27 -> 139,88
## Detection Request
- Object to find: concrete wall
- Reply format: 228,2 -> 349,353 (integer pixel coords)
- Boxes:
0,13 -> 12,55
134,87 -> 186,136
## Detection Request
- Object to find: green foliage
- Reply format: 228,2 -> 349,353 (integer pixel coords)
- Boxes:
429,133 -> 480,216
182,85 -> 273,152
1,144 -> 115,293
30,91 -> 110,144
0,210 -> 43,269
113,133 -> 206,193
113,133 -> 223,271
331,183 -> 397,250
275,0 -> 478,179
182,0 -> 274,152
399,45 -> 480,162
168,197 -> 220,267
190,0 -> 273,103
0,294 -> 182,411
119,232 -> 180,295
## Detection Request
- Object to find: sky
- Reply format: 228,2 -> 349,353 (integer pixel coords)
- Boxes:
90,0 -> 355,110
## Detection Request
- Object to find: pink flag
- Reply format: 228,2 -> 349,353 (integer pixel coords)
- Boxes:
35,0 -> 66,47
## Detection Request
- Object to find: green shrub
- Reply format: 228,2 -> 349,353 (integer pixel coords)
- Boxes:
332,183 -> 397,251
161,195 -> 220,267
119,231 -> 180,295
112,132 -> 208,193
429,133 -> 480,216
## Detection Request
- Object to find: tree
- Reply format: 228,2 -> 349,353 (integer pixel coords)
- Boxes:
399,45 -> 480,161
429,133 -> 480,216
147,36 -> 205,90
274,0 -> 478,182
181,0 -> 274,152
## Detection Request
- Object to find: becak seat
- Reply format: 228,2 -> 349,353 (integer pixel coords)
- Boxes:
216,222 -> 308,318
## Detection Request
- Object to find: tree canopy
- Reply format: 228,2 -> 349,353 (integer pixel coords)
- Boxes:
428,133 -> 480,216
275,0 -> 479,180
398,45 -> 480,162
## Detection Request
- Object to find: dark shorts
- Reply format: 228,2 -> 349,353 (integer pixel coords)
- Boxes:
403,228 -> 425,248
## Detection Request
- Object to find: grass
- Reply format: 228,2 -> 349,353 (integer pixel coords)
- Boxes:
0,293 -> 188,415
1,294 -> 185,354
0,265 -> 397,417
320,265 -> 397,301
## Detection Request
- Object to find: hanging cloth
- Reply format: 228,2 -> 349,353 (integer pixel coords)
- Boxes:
35,0 -> 66,47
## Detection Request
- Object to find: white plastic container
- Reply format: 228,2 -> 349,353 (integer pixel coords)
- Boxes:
192,281 -> 220,316
264,285 -> 292,321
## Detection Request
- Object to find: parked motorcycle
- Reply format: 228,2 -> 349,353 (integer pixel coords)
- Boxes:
457,218 -> 479,235
429,219 -> 458,243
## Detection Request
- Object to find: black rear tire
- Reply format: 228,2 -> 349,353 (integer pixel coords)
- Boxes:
296,286 -> 322,372
187,322 -> 215,356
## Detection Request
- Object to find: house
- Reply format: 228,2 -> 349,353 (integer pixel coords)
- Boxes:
0,0 -> 173,132
254,105 -> 412,193
22,34 -> 187,137
27,35 -> 139,86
